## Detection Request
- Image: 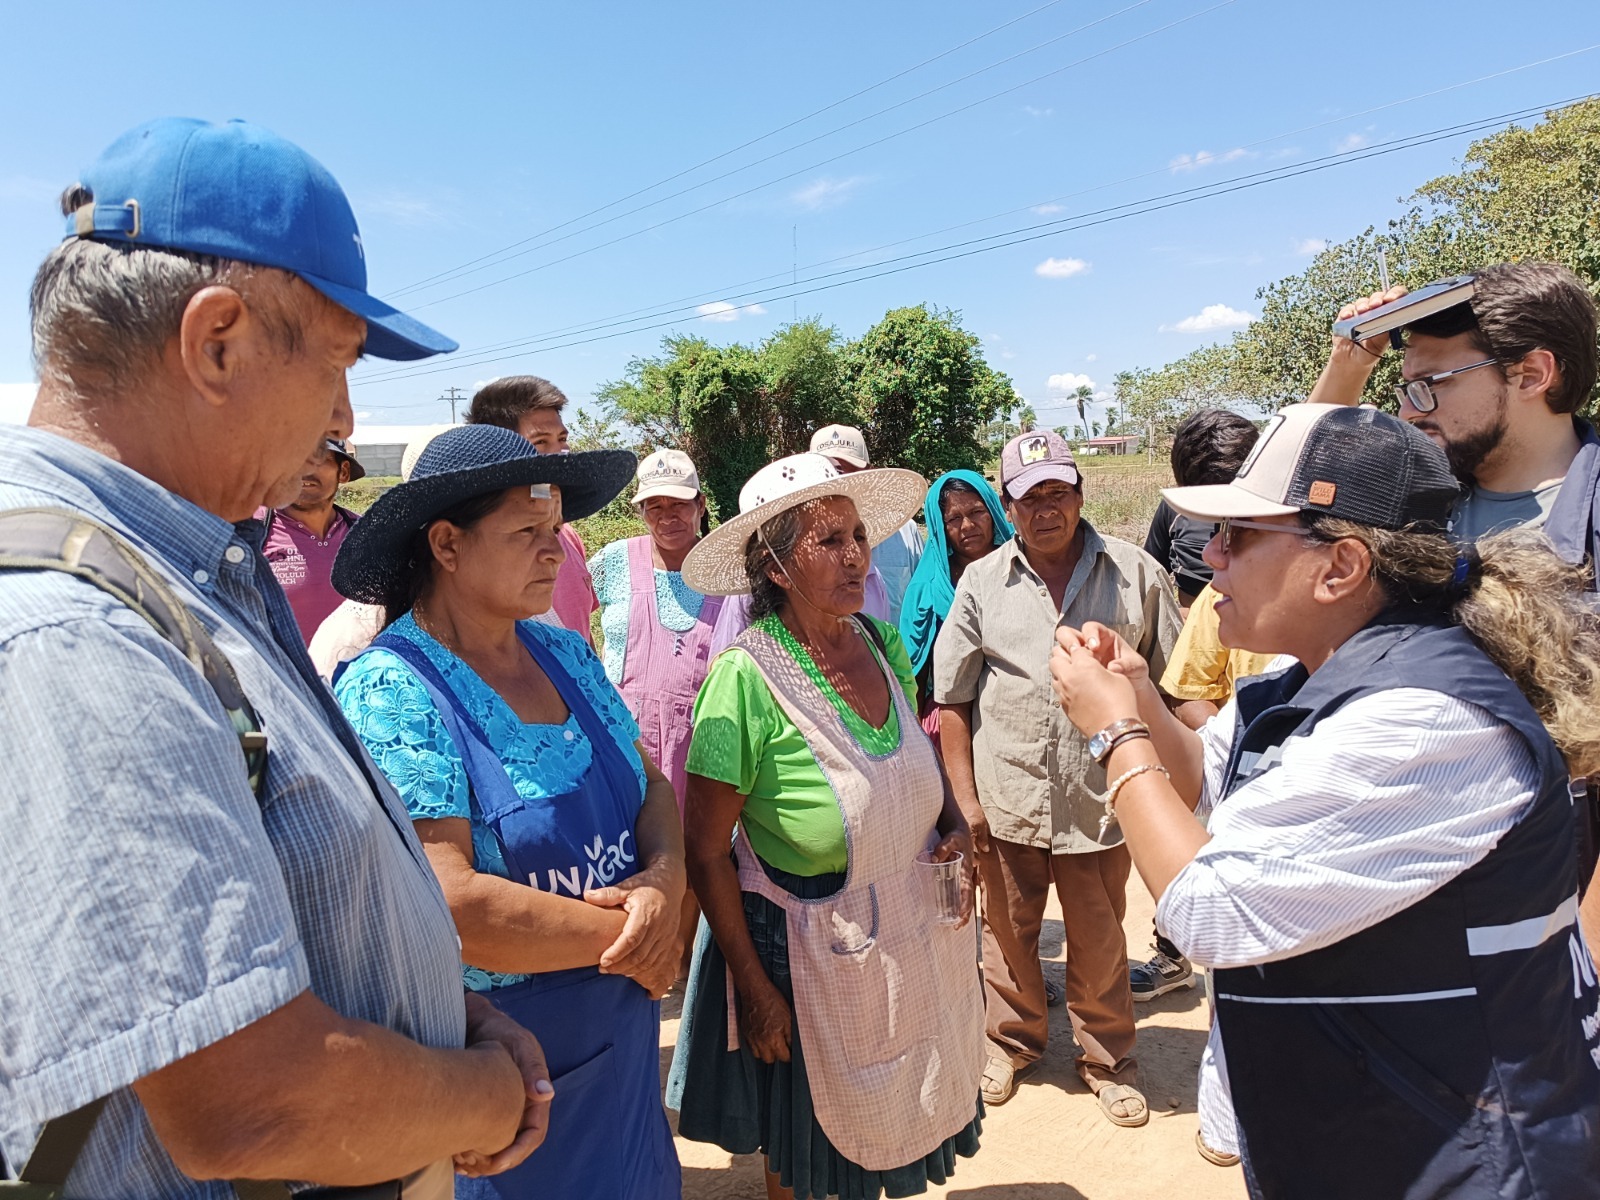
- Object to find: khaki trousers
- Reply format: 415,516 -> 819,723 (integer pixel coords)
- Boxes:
979,837 -> 1137,1087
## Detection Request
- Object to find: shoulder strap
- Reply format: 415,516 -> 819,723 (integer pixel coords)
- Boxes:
853,612 -> 890,662
0,508 -> 276,1194
0,508 -> 267,798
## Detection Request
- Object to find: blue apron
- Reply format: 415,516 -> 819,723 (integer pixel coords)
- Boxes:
367,624 -> 680,1200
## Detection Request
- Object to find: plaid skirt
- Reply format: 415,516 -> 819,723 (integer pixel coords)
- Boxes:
665,858 -> 982,1200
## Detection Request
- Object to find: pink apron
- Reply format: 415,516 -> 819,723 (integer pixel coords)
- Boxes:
727,622 -> 984,1171
617,535 -> 722,812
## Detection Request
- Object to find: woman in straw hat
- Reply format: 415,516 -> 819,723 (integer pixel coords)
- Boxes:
667,453 -> 985,1200
1049,404 -> 1600,1199
330,424 -> 685,1200
588,450 -> 721,971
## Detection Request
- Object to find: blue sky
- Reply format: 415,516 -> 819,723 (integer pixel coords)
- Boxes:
1,1 -> 1596,435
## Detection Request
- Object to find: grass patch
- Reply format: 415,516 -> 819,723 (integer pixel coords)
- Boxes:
336,476 -> 398,514
1079,458 -> 1171,545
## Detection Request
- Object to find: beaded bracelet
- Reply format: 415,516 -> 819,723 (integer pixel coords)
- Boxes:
1095,762 -> 1172,840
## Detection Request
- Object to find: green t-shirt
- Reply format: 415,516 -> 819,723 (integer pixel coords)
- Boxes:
686,615 -> 919,876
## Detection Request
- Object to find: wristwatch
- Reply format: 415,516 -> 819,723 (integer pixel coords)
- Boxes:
1088,718 -> 1150,765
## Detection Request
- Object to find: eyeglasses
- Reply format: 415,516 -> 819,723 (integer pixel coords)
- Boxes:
1393,357 -> 1500,414
1216,517 -> 1310,555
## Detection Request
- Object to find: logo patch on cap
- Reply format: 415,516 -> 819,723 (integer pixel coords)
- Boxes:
1308,481 -> 1337,506
1019,435 -> 1050,465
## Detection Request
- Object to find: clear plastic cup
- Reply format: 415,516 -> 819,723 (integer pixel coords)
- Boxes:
917,849 -> 965,927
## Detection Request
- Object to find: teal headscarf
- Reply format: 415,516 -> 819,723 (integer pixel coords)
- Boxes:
897,469 -> 1013,676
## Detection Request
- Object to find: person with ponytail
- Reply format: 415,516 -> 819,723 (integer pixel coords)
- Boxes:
1049,403 -> 1600,1199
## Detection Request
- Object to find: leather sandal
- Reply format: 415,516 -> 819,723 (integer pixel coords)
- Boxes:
1196,1131 -> 1240,1167
1093,1081 -> 1149,1127
980,1056 -> 1032,1106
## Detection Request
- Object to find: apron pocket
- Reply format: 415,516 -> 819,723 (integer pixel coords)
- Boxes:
538,1042 -> 623,1177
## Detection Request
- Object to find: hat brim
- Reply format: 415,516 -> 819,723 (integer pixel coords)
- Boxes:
682,468 -> 927,597
332,449 -> 636,604
1162,483 -> 1300,522
301,271 -> 458,362
334,451 -> 366,483
633,483 -> 701,505
1003,462 -> 1080,499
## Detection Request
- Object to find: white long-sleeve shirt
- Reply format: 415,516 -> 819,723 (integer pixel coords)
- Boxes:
1159,683 -> 1542,1150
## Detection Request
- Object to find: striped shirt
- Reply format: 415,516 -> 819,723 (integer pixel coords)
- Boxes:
0,428 -> 466,1198
1159,682 -> 1540,1152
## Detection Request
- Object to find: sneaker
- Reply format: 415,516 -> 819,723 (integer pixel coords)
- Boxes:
1129,949 -> 1195,1001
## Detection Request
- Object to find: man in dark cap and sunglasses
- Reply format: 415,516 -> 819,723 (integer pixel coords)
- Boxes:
1307,260 -> 1600,955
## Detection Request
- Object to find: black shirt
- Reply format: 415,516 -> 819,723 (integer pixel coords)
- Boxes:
1143,498 -> 1216,602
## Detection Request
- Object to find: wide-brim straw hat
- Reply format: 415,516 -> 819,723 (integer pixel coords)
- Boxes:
332,423 -> 635,605
682,452 -> 927,596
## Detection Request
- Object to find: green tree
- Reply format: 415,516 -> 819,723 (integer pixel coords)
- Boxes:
841,304 -> 1018,479
1119,98 -> 1600,421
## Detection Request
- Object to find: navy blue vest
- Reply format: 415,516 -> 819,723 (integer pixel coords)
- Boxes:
1213,614 -> 1600,1200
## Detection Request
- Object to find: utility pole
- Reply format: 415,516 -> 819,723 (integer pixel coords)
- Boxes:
792,225 -> 798,323
441,386 -> 466,423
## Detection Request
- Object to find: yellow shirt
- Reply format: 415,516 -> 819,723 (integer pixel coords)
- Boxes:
1159,584 -> 1278,702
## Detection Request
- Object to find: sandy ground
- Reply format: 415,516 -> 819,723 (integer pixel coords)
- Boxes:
659,874 -> 1248,1200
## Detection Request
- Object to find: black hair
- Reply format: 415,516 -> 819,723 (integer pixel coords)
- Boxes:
1170,409 -> 1261,487
466,376 -> 569,431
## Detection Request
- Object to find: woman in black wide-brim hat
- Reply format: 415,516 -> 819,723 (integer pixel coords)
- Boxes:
331,423 -> 686,1200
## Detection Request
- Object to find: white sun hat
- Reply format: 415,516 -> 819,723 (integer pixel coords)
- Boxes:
682,452 -> 927,596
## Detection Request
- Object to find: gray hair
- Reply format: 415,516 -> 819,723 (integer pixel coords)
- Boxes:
744,506 -> 806,622
30,184 -> 307,393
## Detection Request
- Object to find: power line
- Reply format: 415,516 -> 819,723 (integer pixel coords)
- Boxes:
397,1 -> 1229,313
354,94 -> 1593,395
388,0 -> 1075,297
356,42 -> 1600,380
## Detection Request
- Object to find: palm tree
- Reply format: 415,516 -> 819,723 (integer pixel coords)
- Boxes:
1072,384 -> 1094,440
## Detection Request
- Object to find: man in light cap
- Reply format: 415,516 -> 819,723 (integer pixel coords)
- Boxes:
810,423 -> 924,625
0,119 -> 545,1197
934,429 -> 1179,1122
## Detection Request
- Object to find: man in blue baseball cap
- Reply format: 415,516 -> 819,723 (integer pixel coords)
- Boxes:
0,119 -> 548,1198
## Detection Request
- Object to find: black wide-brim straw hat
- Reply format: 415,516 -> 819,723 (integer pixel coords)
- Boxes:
332,423 -> 636,605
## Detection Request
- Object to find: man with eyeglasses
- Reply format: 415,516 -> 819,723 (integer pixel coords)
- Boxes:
1307,260 -> 1600,955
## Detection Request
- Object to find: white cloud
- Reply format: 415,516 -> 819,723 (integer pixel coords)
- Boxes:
1294,237 -> 1328,256
1169,147 -> 1252,173
473,378 -> 503,392
354,410 -> 373,421
361,192 -> 451,227
1161,303 -> 1255,334
1034,256 -> 1090,279
1047,372 -> 1097,394
790,176 -> 864,210
1085,353 -> 1098,362
1032,203 -> 1065,215
696,300 -> 768,323
1022,105 -> 1053,118
0,382 -> 36,424
1335,132 -> 1370,153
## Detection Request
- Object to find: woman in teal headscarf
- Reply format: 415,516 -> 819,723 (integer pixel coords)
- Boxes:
898,470 -> 1013,715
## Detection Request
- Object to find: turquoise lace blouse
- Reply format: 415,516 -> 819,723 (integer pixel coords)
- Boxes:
587,537 -> 706,686
334,613 -> 644,992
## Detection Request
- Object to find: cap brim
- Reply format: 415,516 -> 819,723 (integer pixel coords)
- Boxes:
682,468 -> 927,596
301,272 -> 458,361
633,483 -> 701,505
1162,483 -> 1300,521
1004,462 -> 1080,499
824,451 -> 870,469
336,453 -> 367,483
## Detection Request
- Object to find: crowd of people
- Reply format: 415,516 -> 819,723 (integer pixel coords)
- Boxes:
3,115 -> 1600,1200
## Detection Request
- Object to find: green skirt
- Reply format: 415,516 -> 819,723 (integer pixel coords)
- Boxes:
665,858 -> 982,1200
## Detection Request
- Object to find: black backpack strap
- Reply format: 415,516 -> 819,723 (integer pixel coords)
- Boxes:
0,507 -> 274,1194
0,508 -> 267,797
853,612 -> 890,662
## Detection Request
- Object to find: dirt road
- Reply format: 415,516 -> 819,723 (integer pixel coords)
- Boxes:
661,874 -> 1248,1199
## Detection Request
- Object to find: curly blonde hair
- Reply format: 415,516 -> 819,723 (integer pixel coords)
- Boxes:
1305,517 -> 1600,777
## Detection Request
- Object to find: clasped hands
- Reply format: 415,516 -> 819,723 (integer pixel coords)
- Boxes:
585,854 -> 687,1000
1049,621 -> 1151,738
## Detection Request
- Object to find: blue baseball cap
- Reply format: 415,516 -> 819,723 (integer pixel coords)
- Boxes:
64,117 -> 456,361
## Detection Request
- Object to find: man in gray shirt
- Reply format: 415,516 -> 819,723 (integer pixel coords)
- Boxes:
1308,261 -> 1600,956
934,430 -> 1180,1126
0,119 -> 547,1198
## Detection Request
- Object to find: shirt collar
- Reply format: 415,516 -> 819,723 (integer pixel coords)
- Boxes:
1003,521 -> 1106,584
0,426 -> 248,584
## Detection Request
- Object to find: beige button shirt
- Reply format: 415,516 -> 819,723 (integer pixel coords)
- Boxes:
933,524 -> 1181,854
